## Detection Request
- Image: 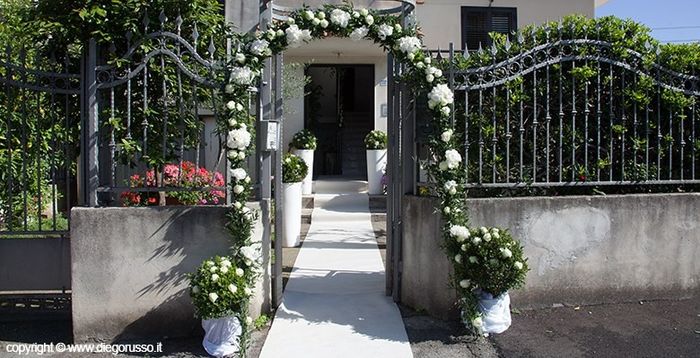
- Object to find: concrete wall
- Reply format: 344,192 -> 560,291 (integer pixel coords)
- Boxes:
0,238 -> 71,292
415,0 -> 595,50
401,194 -> 700,320
71,204 -> 270,343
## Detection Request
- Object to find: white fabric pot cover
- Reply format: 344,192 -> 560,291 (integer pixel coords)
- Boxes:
477,291 -> 512,334
293,149 -> 314,195
282,182 -> 303,247
202,315 -> 242,357
366,149 -> 387,195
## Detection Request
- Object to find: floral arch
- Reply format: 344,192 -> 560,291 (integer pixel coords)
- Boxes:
190,3 -> 471,354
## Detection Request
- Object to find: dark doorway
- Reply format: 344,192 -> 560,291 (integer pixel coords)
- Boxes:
305,64 -> 374,179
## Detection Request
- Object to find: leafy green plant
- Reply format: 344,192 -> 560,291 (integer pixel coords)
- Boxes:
189,255 -> 254,321
282,153 -> 309,183
364,130 -> 388,150
290,129 -> 317,150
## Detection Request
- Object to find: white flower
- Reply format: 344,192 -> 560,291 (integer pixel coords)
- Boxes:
228,284 -> 238,294
235,53 -> 245,63
234,202 -> 242,209
285,25 -> 312,48
316,11 -> 326,19
319,19 -> 329,28
468,256 -> 478,264
365,15 -> 374,25
443,206 -> 451,214
230,66 -> 256,85
234,185 -> 244,194
359,8 -> 369,16
227,128 -> 252,150
459,279 -> 471,288
377,24 -> 394,40
249,39 -> 270,56
461,244 -> 467,251
303,10 -> 315,20
394,24 -> 402,33
287,17 -> 295,24
227,150 -> 238,160
444,180 -> 458,195
397,36 -> 421,54
236,268 -> 244,276
208,292 -> 218,303
246,316 -> 253,325
480,227 -> 488,234
424,57 -> 432,64
206,260 -> 215,267
407,53 -> 415,61
493,232 -> 501,239
211,274 -> 219,282
483,233 -> 492,242
352,11 -> 360,18
225,84 -> 235,94
441,129 -> 453,143
472,316 -> 483,328
492,228 -> 500,234
500,248 -> 513,258
454,254 -> 462,263
438,161 -> 449,171
209,266 -> 217,273
238,151 -> 246,160
221,259 -> 231,267
330,9 -> 351,28
435,69 -> 443,77
312,18 -> 321,26
226,101 -> 238,110
441,106 -> 451,116
514,261 -> 523,270
449,225 -> 470,241
425,74 -> 434,83
228,119 -> 237,128
349,26 -> 369,41
266,29 -> 276,40
428,84 -> 454,109
231,168 -> 247,181
240,245 -> 259,263
471,236 -> 481,244
220,266 -> 229,274
444,149 -> 462,169
192,286 -> 200,294
276,29 -> 284,37
244,287 -> 253,296
415,62 -> 425,69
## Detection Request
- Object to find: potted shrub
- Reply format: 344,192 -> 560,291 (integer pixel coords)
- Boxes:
282,153 -> 308,247
447,225 -> 529,335
189,255 -> 251,357
290,129 -> 317,195
364,130 -> 388,195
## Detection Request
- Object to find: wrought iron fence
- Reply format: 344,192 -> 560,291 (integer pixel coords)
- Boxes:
419,35 -> 700,190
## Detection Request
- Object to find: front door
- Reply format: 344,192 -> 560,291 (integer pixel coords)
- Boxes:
305,64 -> 374,179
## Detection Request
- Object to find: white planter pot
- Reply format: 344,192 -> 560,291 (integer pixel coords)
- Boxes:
202,315 -> 241,357
282,181 -> 303,247
366,149 -> 387,195
293,149 -> 314,195
477,291 -> 512,334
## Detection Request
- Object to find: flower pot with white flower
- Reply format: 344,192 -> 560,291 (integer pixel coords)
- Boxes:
290,129 -> 317,195
447,226 -> 529,336
189,256 -> 254,357
364,130 -> 388,195
282,153 -> 308,247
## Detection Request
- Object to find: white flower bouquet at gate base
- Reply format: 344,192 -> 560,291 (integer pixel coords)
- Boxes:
446,226 -> 529,335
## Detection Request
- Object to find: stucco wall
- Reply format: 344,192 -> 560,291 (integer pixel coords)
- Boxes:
416,0 -> 595,50
71,204 -> 270,342
401,194 -> 700,320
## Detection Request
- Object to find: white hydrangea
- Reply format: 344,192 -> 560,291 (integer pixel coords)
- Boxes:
230,168 -> 247,181
249,39 -> 270,56
349,26 -> 369,41
230,66 -> 256,85
441,129 -> 453,142
444,149 -> 462,169
427,84 -> 454,109
227,128 -> 252,150
449,225 -> 470,242
285,24 -> 312,48
444,180 -> 458,195
397,36 -> 421,55
330,9 -> 351,28
377,24 -> 394,40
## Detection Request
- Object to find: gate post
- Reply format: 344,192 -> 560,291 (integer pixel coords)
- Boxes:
80,39 -> 99,207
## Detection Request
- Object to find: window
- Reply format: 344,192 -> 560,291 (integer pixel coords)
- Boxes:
461,6 -> 517,51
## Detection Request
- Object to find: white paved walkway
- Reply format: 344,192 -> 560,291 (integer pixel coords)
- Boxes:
259,183 -> 413,358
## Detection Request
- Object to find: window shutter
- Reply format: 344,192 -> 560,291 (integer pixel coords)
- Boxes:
461,7 -> 517,51
463,10 -> 489,50
491,12 -> 513,35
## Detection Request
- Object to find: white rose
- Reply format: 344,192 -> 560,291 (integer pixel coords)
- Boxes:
441,129 -> 453,143
234,202 -> 242,209
443,206 -> 451,214
225,84 -> 235,93
312,18 -> 321,26
472,316 -> 483,328
316,11 -> 325,19
226,101 -> 237,110
228,284 -> 238,294
480,227 -> 489,234
221,259 -> 231,267
220,266 -> 229,274
209,266 -> 217,272
468,256 -> 478,264
319,19 -> 329,28
303,10 -> 314,20
514,261 -> 523,270
238,151 -> 246,160
501,248 -> 513,258
228,119 -> 237,128
227,150 -> 238,160
208,292 -> 218,303
483,233 -> 492,241
416,62 -> 425,69
493,232 -> 501,239
441,106 -> 451,116
424,57 -> 432,64
235,53 -> 245,63
454,254 -> 462,263
365,15 -> 374,25
231,168 -> 247,181
472,236 -> 482,244
234,185 -> 244,194
206,260 -> 215,266
438,161 -> 449,171
192,286 -> 200,294
227,128 -> 252,150
461,244 -> 467,251
352,11 -> 360,18
444,180 -> 458,195
459,279 -> 471,288
359,8 -> 369,16
426,74 -> 434,83
434,69 -> 443,77
276,29 -> 284,37
211,274 -> 219,282
444,149 -> 462,169
244,287 -> 253,296
236,268 -> 244,276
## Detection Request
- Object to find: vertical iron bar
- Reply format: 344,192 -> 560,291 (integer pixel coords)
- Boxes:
571,60 -> 577,182
20,49 -> 28,228
35,60 -> 42,230
668,104 -> 673,179
692,99 -> 696,180
465,90 -> 470,182
492,50 -> 497,183
83,39 -> 99,206
532,56 -> 538,183
596,50 -> 602,181
519,73 -> 524,182
4,46 -> 14,229
609,64 -> 614,181
545,47 -> 551,183
506,82 -> 511,183
584,61 -> 590,180
558,48 -> 564,182
621,73 -> 626,180
110,80 -> 116,193
160,55 -> 169,173
656,66 -> 661,180
633,73 -> 638,171
478,88 -> 484,183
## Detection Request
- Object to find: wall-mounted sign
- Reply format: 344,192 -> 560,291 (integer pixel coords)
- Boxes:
379,79 -> 388,87
381,104 -> 388,117
263,121 -> 279,151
